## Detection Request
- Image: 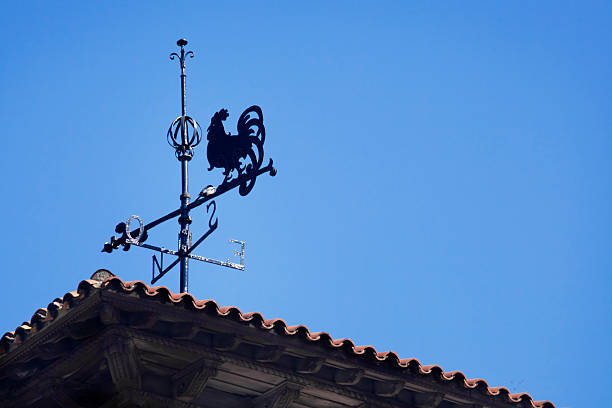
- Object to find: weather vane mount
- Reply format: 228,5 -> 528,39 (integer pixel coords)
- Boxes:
102,38 -> 276,293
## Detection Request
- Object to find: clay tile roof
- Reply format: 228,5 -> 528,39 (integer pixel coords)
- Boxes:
0,276 -> 555,408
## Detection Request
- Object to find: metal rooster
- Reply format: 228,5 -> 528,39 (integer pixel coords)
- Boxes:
206,106 -> 266,195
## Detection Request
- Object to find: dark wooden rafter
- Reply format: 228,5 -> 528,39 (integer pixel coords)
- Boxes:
100,389 -> 199,408
126,311 -> 159,329
172,357 -> 220,401
3,378 -> 85,408
103,332 -> 142,391
169,322 -> 200,340
99,302 -> 121,326
36,340 -> 71,360
3,359 -> 40,381
46,380 -> 84,408
252,381 -> 302,408
335,368 -> 364,385
295,356 -> 325,374
1,337 -> 108,406
254,345 -> 286,363
212,332 -> 241,351
374,380 -> 405,397
65,317 -> 103,340
412,391 -> 445,408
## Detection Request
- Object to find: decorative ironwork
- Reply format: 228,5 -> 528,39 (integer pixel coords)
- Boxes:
168,115 -> 202,159
101,38 -> 276,293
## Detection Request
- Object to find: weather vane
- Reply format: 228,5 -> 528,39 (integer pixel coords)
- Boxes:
102,39 -> 276,293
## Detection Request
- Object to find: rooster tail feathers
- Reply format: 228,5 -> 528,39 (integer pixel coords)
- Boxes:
237,105 -> 265,144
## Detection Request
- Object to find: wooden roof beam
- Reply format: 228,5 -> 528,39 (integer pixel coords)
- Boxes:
212,332 -> 241,351
252,380 -> 302,408
47,381 -> 84,408
412,391 -> 445,408
172,357 -> 220,402
374,380 -> 405,397
335,368 -> 364,386
295,356 -> 325,374
103,332 -> 142,391
254,345 -> 285,363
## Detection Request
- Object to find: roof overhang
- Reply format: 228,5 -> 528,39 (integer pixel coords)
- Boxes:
0,277 -> 554,408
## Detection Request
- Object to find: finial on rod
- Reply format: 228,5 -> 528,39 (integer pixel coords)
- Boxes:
170,38 -> 194,71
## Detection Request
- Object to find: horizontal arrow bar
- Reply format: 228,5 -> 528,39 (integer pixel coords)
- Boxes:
137,242 -> 242,267
187,160 -> 276,211
139,242 -> 245,285
139,243 -> 179,256
188,253 -> 244,270
143,160 -> 275,234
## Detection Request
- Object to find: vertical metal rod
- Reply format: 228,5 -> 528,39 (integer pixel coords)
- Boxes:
177,38 -> 191,293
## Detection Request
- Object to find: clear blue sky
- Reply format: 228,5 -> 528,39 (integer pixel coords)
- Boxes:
1,2 -> 610,407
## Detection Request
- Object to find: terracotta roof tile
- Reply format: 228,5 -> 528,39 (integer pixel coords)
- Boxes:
0,277 -> 555,408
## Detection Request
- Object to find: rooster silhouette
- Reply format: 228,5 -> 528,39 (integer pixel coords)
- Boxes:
206,106 -> 265,187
